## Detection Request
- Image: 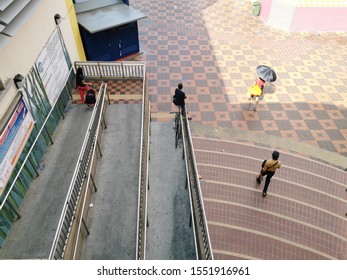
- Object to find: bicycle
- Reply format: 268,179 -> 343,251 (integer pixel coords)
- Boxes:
170,106 -> 182,149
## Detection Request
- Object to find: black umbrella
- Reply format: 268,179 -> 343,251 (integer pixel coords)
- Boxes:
256,65 -> 277,82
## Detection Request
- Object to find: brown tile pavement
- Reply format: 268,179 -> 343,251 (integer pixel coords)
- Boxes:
71,79 -> 143,105
131,0 -> 347,156
131,0 -> 347,259
70,0 -> 347,260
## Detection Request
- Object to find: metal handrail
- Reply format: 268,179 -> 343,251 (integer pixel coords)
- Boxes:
180,112 -> 199,259
0,67 -> 74,217
72,83 -> 107,259
74,61 -> 145,79
182,109 -> 213,260
135,64 -> 149,260
76,60 -> 148,259
49,83 -> 107,259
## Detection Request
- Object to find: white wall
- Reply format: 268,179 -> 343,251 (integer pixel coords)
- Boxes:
0,0 -> 81,120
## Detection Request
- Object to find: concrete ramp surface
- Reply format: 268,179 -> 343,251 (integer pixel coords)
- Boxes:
81,104 -> 142,260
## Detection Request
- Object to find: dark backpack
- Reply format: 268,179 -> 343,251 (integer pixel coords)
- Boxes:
86,89 -> 96,105
173,97 -> 178,106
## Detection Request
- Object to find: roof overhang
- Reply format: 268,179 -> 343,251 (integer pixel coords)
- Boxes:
75,1 -> 146,34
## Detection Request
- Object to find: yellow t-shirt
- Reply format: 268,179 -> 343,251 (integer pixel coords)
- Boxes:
248,84 -> 262,97
262,159 -> 281,172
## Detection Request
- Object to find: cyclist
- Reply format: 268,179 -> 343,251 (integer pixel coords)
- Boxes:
173,83 -> 187,116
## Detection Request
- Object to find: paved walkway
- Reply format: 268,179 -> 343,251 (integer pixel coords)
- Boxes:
132,0 -> 347,158
0,104 -> 91,259
3,0 -> 347,260
146,123 -> 196,260
193,137 -> 347,259
129,0 -> 347,259
81,104 -> 142,260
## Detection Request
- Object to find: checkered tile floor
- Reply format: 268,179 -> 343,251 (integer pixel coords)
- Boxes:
129,0 -> 347,156
68,0 -> 347,260
72,79 -> 143,105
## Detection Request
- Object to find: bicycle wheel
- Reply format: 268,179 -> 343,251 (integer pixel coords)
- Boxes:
174,113 -> 179,132
175,124 -> 179,149
175,118 -> 181,149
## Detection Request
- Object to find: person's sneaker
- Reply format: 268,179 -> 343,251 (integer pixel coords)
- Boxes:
256,176 -> 262,184
262,192 -> 267,197
188,117 -> 192,120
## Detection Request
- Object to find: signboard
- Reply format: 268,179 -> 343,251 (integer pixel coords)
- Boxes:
35,28 -> 69,106
0,99 -> 35,194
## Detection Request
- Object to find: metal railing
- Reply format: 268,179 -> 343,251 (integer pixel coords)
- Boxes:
180,112 -> 199,259
0,67 -> 74,220
75,61 -> 145,80
181,110 -> 213,260
135,66 -> 150,260
49,60 -> 148,259
49,83 -> 108,259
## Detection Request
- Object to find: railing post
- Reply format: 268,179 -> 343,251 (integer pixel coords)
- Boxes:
96,140 -> 102,158
6,200 -> 21,219
57,101 -> 65,119
90,174 -> 97,192
44,125 -> 54,144
102,111 -> 107,129
121,62 -> 125,79
82,218 -> 90,236
28,155 -> 40,177
98,62 -> 102,79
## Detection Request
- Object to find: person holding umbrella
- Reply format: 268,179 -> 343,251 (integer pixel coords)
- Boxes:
247,76 -> 266,111
247,65 -> 277,111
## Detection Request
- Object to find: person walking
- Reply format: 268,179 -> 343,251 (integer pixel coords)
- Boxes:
256,150 -> 281,197
173,83 -> 187,115
76,67 -> 92,103
247,77 -> 265,111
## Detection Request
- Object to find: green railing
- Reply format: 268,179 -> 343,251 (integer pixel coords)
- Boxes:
0,67 -> 74,249
49,83 -> 108,259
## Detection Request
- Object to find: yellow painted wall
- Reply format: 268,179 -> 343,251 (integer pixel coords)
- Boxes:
64,0 -> 86,61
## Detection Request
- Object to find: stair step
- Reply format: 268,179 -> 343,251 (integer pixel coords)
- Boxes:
193,137 -> 347,185
195,150 -> 347,197
207,223 -> 335,260
201,180 -> 346,235
192,137 -> 347,259
198,165 -> 347,217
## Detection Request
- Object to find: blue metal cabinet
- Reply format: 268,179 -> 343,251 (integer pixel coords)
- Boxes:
75,1 -> 146,61
80,21 -> 139,61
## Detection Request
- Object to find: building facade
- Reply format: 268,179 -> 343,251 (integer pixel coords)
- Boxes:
260,0 -> 347,31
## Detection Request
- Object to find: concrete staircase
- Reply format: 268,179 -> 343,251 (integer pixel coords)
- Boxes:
193,137 -> 347,260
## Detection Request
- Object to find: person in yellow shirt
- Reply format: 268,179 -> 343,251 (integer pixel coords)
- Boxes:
256,150 -> 281,197
247,77 -> 265,111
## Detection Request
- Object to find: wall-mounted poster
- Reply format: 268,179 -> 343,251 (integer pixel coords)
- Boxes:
35,28 -> 69,106
0,98 -> 35,194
